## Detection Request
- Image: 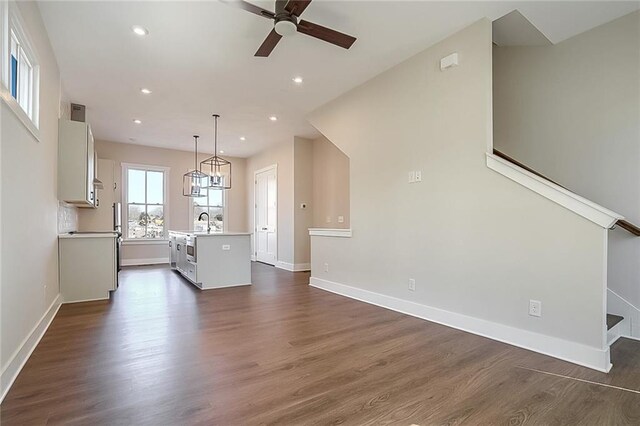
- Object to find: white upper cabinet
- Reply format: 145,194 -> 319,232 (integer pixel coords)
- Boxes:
58,119 -> 97,208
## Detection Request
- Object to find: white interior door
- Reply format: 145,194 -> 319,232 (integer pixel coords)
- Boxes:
255,166 -> 277,265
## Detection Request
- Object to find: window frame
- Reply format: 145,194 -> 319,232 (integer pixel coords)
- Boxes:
122,163 -> 170,243
190,187 -> 227,233
0,1 -> 40,138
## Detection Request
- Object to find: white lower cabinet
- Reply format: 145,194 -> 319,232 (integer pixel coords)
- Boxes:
58,234 -> 118,303
172,234 -> 198,284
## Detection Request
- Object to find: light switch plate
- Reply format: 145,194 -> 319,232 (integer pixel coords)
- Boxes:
222,245 -> 231,251
415,171 -> 422,182
338,216 -> 344,223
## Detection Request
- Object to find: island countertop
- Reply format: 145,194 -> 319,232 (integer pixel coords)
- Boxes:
168,230 -> 251,237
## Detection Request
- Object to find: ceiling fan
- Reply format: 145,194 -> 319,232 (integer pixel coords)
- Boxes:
226,0 -> 357,57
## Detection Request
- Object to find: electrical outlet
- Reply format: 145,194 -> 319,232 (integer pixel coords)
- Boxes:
222,245 -> 231,251
529,300 -> 542,317
408,278 -> 416,291
326,216 -> 331,223
338,216 -> 344,223
323,263 -> 329,273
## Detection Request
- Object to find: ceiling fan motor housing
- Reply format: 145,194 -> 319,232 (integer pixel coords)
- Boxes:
274,15 -> 298,37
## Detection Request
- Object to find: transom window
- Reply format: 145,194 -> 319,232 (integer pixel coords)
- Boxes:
124,165 -> 168,239
10,29 -> 33,118
194,189 -> 224,233
2,3 -> 39,127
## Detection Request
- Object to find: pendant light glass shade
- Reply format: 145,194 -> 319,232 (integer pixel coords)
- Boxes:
201,114 -> 232,190
183,135 -> 208,197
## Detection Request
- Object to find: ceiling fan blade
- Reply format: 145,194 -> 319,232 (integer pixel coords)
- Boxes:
297,20 -> 356,49
255,29 -> 283,57
221,0 -> 275,19
285,0 -> 312,16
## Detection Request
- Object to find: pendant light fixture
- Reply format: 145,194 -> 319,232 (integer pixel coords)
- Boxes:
201,114 -> 232,190
182,135 -> 208,197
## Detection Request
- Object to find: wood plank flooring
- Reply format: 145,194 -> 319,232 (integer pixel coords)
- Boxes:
2,263 -> 639,425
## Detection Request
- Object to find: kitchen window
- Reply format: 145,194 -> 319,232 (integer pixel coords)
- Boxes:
1,2 -> 39,129
193,188 -> 225,233
123,164 -> 170,240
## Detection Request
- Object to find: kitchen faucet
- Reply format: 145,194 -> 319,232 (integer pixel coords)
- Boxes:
197,212 -> 211,233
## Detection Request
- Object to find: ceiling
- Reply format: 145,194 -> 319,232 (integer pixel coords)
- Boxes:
38,1 -> 639,157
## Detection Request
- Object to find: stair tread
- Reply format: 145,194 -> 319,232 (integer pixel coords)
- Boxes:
607,314 -> 624,330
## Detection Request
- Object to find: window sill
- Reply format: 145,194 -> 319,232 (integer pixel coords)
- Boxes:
122,239 -> 169,246
0,88 -> 40,142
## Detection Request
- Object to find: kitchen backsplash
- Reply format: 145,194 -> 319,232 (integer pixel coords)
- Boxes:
58,201 -> 78,233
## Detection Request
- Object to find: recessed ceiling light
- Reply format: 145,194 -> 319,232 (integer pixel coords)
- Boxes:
240,136 -> 246,141
133,119 -> 142,124
219,150 -> 225,154
132,26 -> 149,36
140,88 -> 152,94
292,76 -> 303,84
269,116 -> 278,121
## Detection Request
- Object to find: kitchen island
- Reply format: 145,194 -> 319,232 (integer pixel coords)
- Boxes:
169,231 -> 252,290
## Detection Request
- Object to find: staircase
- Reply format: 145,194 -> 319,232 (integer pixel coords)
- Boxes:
492,148 -> 639,349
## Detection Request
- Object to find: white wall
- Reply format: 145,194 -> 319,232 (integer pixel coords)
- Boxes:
293,137 -> 313,266
1,1 -> 61,397
493,12 -> 640,311
308,19 -> 610,370
312,136 -> 350,228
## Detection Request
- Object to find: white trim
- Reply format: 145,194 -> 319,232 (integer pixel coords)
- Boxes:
251,255 -> 257,261
254,164 -> 278,265
608,288 -> 640,339
309,276 -> 611,372
276,261 -> 311,272
1,294 -> 62,403
0,92 -> 39,140
600,228 -> 609,350
486,153 -> 623,228
121,257 -> 169,267
121,163 -> 170,240
309,228 -> 352,238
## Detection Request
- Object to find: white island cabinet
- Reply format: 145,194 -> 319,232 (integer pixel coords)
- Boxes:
168,231 -> 252,290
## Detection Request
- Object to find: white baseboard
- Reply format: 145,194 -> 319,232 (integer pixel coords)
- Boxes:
1,294 -> 62,403
121,257 -> 169,267
607,288 -> 640,339
276,261 -> 311,272
310,277 -> 611,373
251,255 -> 256,262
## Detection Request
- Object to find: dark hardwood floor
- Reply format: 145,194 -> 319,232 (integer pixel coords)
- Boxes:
2,262 -> 639,425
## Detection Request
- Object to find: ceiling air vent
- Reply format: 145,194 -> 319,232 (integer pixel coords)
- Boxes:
70,103 -> 86,122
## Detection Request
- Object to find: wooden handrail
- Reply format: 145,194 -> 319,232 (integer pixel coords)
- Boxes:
492,149 -> 640,237
617,219 -> 640,236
